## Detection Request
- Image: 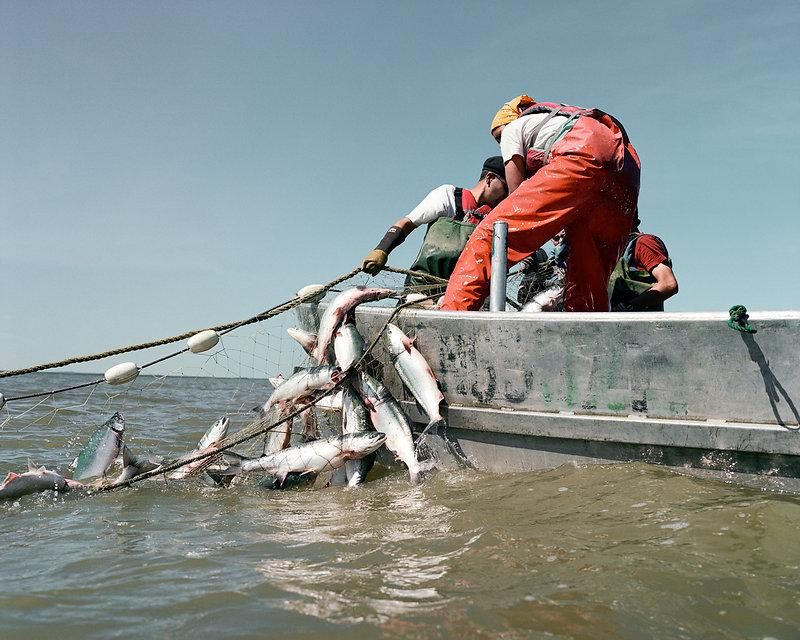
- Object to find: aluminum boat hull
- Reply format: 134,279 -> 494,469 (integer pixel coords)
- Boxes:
351,307 -> 800,488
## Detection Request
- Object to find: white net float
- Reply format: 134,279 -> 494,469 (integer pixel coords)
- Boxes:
104,362 -> 140,385
187,329 -> 220,354
296,284 -> 326,302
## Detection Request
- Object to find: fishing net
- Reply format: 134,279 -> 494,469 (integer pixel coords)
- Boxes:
0,265 -> 476,492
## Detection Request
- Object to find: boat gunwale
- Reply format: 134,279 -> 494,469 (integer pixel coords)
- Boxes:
354,306 -> 800,323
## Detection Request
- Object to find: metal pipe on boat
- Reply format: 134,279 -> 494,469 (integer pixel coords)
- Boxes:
489,221 -> 508,312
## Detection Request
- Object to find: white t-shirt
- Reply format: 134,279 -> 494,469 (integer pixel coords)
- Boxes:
499,113 -> 571,163
404,184 -> 460,226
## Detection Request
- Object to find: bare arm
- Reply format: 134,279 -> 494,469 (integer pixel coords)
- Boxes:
505,155 -> 527,194
391,217 -> 418,235
626,263 -> 679,310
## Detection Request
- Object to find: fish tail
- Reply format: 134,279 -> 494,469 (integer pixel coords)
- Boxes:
219,463 -> 241,477
420,418 -> 446,438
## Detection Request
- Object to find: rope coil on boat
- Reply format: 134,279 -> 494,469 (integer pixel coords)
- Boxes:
727,305 -> 757,334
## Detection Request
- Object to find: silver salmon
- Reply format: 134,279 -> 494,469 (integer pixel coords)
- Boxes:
263,366 -> 342,410
258,377 -> 294,455
72,412 -> 125,481
0,463 -> 83,501
520,284 -> 563,312
342,385 -> 375,486
313,287 -> 395,364
383,323 -> 445,431
353,371 -> 422,484
239,431 -> 387,487
333,323 -> 366,371
287,327 -> 317,356
113,446 -> 161,484
168,416 -> 230,480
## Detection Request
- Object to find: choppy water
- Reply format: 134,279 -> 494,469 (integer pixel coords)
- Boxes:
2,373 -> 799,639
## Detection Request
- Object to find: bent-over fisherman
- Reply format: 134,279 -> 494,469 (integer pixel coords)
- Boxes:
440,95 -> 640,312
608,226 -> 678,311
361,156 -> 508,296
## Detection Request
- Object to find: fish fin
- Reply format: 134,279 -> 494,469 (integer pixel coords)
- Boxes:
313,471 -> 333,489
68,455 -> 79,471
121,445 -> 134,467
401,335 -> 414,352
204,470 -> 233,487
27,460 -> 45,473
2,471 -> 20,485
268,376 -> 285,389
414,418 -> 448,460
275,471 -> 289,487
218,463 -> 241,477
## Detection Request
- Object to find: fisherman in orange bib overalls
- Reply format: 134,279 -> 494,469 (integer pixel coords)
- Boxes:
440,95 -> 641,312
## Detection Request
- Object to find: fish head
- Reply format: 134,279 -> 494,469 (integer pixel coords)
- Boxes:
344,431 -> 387,458
194,416 -> 230,450
106,412 -> 125,433
309,365 -> 342,387
355,371 -> 380,395
383,324 -> 413,356
207,416 -> 231,442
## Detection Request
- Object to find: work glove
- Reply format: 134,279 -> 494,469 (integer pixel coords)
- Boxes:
362,249 -> 388,276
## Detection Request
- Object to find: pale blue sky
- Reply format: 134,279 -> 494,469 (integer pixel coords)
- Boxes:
2,1 -> 799,371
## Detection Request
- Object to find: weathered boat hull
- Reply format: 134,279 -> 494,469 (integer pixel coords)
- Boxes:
352,307 -> 800,487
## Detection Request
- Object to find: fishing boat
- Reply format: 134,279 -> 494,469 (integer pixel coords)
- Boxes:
353,306 -> 800,489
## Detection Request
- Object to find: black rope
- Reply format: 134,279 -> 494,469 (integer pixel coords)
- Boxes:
5,378 -> 105,402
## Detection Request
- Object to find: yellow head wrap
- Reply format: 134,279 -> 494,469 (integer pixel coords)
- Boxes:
490,94 -> 536,133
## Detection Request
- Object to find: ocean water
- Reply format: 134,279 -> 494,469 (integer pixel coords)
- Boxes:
1,373 -> 799,639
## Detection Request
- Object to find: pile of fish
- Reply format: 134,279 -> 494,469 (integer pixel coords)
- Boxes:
0,286 -> 453,502
239,285 -> 448,487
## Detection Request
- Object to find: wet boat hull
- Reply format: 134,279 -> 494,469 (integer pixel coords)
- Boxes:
352,307 -> 800,486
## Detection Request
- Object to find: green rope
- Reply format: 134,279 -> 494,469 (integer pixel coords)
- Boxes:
727,305 -> 757,334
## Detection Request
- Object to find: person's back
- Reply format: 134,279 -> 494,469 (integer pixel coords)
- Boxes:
608,232 -> 678,311
440,95 -> 641,313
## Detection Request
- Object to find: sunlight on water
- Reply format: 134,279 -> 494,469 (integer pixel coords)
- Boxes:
1,374 -> 800,639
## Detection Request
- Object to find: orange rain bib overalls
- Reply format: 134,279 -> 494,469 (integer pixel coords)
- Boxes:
440,103 -> 641,312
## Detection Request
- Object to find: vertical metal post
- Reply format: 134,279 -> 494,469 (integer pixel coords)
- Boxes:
489,221 -> 508,312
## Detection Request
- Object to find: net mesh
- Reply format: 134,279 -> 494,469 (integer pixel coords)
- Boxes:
0,269 -> 440,483
0,264 -> 556,489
